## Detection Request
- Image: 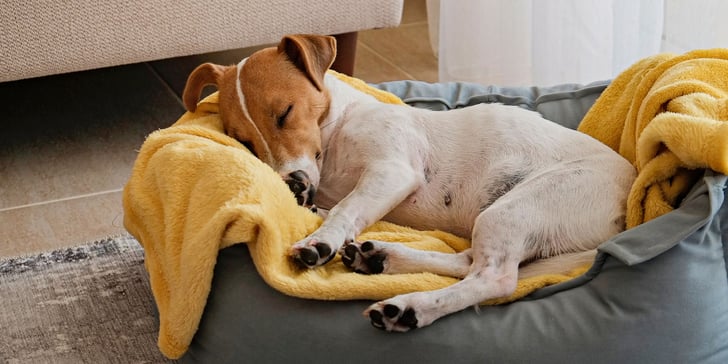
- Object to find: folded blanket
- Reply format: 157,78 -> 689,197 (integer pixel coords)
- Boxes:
122,72 -> 585,359
578,49 -> 728,227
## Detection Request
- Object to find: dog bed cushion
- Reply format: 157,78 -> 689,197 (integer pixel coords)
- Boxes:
179,79 -> 728,363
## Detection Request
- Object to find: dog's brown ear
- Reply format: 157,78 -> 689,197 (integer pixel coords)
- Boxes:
278,34 -> 337,91
183,63 -> 227,112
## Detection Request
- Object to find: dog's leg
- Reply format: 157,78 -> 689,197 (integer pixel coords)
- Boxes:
363,208 -> 525,331
341,241 -> 472,278
291,160 -> 422,267
362,168 -> 612,331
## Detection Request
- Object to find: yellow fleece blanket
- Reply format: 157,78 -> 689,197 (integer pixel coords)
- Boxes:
122,73 -> 585,359
578,49 -> 728,227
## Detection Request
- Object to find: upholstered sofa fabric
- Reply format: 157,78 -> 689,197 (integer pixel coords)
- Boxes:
0,0 -> 403,82
179,81 -> 728,363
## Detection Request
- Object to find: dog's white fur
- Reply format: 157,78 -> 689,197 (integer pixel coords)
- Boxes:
300,75 -> 634,330
183,35 -> 636,332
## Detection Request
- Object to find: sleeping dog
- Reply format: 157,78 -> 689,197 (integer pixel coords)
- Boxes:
182,34 -> 636,332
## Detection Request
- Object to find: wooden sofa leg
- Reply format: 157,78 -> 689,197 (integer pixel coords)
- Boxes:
331,32 -> 358,76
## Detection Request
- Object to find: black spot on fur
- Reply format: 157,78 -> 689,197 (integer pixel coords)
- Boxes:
482,171 -> 527,209
444,191 -> 452,207
525,232 -> 546,251
482,250 -> 508,270
424,166 -> 433,183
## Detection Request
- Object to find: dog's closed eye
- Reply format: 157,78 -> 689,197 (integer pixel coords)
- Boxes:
277,104 -> 293,128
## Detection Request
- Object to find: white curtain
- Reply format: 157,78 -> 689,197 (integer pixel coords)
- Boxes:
430,0 -> 728,86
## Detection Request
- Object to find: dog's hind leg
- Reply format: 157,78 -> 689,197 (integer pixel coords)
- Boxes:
362,168 -> 592,331
341,240 -> 473,278
363,166 -> 621,331
364,205 -> 527,331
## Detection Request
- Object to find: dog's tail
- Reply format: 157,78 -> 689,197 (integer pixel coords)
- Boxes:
517,250 -> 597,279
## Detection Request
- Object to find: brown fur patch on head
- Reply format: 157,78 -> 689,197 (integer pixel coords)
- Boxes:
278,34 -> 337,91
183,34 -> 337,178
232,47 -> 331,170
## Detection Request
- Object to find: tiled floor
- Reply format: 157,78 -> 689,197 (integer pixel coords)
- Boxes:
0,0 -> 437,257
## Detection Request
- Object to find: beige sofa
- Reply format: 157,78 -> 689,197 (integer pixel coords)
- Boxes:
0,0 -> 404,82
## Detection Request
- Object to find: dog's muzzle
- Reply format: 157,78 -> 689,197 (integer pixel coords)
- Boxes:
284,170 -> 317,209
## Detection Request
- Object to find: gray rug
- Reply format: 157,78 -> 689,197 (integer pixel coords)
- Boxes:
0,235 -> 174,364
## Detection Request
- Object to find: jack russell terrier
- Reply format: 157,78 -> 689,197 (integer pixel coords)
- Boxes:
182,34 -> 636,332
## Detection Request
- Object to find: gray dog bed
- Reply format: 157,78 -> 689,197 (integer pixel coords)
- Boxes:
179,81 -> 728,364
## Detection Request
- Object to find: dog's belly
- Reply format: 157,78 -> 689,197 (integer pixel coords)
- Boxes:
384,190 -> 480,238
317,185 -> 479,238
316,163 -> 493,239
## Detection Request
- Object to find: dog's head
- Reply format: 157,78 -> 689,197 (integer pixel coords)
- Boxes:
182,34 -> 337,207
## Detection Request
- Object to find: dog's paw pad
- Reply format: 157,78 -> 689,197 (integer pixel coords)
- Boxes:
297,247 -> 319,266
340,241 -> 387,274
366,303 -> 419,332
292,241 -> 335,268
314,242 -> 332,259
369,310 -> 385,329
383,304 -> 400,318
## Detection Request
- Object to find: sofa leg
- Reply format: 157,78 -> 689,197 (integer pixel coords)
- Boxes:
331,32 -> 358,76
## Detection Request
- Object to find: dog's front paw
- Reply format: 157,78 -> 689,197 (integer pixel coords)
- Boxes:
364,301 -> 420,332
340,241 -> 387,274
284,170 -> 316,208
290,237 -> 336,268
